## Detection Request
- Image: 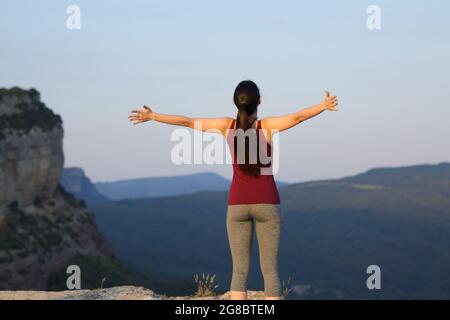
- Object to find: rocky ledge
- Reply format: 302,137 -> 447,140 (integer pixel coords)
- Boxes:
0,286 -> 266,300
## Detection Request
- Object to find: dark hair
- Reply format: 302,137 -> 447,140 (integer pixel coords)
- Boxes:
233,80 -> 261,177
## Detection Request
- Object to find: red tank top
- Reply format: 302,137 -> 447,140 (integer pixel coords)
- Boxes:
226,119 -> 281,205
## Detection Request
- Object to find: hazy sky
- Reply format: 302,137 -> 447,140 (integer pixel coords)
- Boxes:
1,1 -> 449,183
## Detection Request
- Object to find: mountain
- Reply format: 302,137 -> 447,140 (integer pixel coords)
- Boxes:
60,167 -> 110,205
95,172 -> 231,200
90,162 -> 450,299
0,87 -> 171,292
95,172 -> 288,201
0,87 -> 112,289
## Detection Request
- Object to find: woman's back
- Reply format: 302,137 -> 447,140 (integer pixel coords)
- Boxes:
226,119 -> 280,205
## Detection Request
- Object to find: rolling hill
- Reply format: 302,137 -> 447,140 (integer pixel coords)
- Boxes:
94,172 -> 288,200
95,172 -> 231,200
90,163 -> 450,299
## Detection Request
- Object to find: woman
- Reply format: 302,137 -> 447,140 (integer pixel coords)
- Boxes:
128,80 -> 338,300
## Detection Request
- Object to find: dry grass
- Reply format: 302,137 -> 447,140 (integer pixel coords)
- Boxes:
193,273 -> 219,297
281,277 -> 293,300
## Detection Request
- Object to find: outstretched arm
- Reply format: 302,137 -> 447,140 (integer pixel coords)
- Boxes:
261,91 -> 338,133
128,106 -> 233,135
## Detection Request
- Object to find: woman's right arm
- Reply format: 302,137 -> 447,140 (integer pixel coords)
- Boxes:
261,91 -> 338,133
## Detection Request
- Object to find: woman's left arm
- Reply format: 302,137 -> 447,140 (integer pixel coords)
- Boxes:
128,105 -> 233,135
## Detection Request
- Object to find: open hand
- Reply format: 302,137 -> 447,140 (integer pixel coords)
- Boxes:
128,105 -> 154,125
321,91 -> 338,111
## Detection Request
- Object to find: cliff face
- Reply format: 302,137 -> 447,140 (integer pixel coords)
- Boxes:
0,88 -> 63,207
0,87 -> 112,290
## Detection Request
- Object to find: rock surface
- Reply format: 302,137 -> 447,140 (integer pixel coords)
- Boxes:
0,88 -> 63,207
0,87 -> 112,290
0,286 -> 267,300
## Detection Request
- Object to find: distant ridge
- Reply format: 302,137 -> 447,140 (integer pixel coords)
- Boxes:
60,167 -> 110,204
343,162 -> 450,185
95,172 -> 231,200
95,172 -> 288,201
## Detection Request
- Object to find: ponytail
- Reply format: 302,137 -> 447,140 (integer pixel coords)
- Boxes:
233,81 -> 261,177
237,108 -> 251,131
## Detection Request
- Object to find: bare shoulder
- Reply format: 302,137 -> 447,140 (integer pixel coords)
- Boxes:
214,116 -> 234,127
194,117 -> 234,135
224,116 -> 234,126
222,117 -> 235,135
260,117 -> 274,130
208,116 -> 234,124
259,117 -> 275,144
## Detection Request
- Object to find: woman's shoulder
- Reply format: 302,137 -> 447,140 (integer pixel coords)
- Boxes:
226,117 -> 235,129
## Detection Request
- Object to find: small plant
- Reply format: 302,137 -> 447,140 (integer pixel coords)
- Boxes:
194,273 -> 219,297
281,277 -> 293,300
100,277 -> 107,289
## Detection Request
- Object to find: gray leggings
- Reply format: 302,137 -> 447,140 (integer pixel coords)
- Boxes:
226,204 -> 282,297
